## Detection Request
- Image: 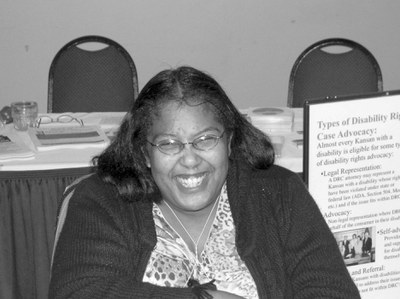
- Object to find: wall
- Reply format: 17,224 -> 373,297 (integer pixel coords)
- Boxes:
1,0 -> 400,112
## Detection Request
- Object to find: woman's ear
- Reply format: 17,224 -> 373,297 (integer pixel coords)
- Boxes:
227,132 -> 233,156
142,146 -> 151,168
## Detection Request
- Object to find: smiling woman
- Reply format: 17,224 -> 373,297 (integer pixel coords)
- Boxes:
49,66 -> 360,299
144,102 -> 230,214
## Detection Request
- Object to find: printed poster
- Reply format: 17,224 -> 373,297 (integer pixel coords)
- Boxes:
304,91 -> 400,298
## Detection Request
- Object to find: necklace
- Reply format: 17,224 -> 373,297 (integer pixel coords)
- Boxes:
162,196 -> 220,261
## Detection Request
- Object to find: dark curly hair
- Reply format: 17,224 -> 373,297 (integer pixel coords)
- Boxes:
94,66 -> 274,201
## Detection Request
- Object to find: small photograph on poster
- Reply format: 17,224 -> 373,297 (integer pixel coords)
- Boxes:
334,227 -> 375,267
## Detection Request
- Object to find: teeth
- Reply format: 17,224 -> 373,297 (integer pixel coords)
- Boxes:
177,175 -> 205,188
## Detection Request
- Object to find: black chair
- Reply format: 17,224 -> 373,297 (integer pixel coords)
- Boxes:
48,35 -> 139,113
287,38 -> 383,108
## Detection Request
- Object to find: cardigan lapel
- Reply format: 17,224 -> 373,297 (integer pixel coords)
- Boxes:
227,159 -> 285,298
136,197 -> 157,249
227,159 -> 260,258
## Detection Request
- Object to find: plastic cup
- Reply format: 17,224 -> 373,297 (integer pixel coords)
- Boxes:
11,101 -> 38,131
270,135 -> 285,158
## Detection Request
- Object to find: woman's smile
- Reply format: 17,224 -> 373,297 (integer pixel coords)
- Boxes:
175,172 -> 208,189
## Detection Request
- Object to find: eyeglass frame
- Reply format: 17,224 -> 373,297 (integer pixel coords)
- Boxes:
34,114 -> 84,128
147,131 -> 226,155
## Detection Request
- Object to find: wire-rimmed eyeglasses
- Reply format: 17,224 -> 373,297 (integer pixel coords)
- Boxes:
147,131 -> 225,155
34,115 -> 84,128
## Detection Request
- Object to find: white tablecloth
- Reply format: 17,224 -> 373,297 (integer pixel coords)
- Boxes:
0,112 -> 125,171
0,109 -> 303,173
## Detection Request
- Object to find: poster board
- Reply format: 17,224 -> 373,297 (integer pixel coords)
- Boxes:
304,90 -> 400,298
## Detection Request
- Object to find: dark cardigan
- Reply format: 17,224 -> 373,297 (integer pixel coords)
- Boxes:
49,161 -> 360,298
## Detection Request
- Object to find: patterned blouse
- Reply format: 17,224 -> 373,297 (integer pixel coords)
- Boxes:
143,184 -> 258,298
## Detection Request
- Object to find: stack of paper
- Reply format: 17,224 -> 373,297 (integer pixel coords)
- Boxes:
0,134 -> 35,161
28,125 -> 110,151
79,113 -> 125,142
247,107 -> 294,133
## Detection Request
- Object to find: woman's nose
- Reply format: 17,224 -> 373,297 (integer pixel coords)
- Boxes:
179,144 -> 202,167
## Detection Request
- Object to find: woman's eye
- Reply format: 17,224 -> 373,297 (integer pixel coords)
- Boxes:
195,136 -> 218,147
160,140 -> 176,145
159,140 -> 179,148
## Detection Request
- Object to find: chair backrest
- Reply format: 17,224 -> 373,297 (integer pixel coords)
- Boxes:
287,38 -> 383,108
48,35 -> 139,113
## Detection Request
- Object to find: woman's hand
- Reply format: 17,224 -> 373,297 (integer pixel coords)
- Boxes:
206,290 -> 245,299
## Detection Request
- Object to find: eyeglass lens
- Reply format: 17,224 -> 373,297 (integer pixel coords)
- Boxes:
154,132 -> 224,155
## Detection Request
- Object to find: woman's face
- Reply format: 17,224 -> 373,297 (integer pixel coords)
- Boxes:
144,101 -> 231,213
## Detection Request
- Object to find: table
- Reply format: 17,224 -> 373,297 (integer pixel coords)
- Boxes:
0,167 -> 94,299
1,110 -> 303,172
0,112 -> 124,299
0,112 -> 125,171
344,253 -> 374,266
0,109 -> 303,299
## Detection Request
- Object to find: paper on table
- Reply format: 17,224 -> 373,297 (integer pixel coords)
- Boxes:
28,125 -> 110,151
0,134 -> 35,161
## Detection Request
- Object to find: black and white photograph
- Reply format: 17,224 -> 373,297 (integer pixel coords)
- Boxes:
334,227 -> 376,267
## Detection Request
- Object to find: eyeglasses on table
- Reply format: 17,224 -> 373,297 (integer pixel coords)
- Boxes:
34,115 -> 84,128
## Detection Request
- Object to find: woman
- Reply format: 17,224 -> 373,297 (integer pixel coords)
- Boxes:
49,66 -> 360,298
355,235 -> 363,256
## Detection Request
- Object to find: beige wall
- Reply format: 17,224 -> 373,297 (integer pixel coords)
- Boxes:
1,0 -> 400,112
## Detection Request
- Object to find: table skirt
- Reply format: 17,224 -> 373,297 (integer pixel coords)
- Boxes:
0,167 -> 94,299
